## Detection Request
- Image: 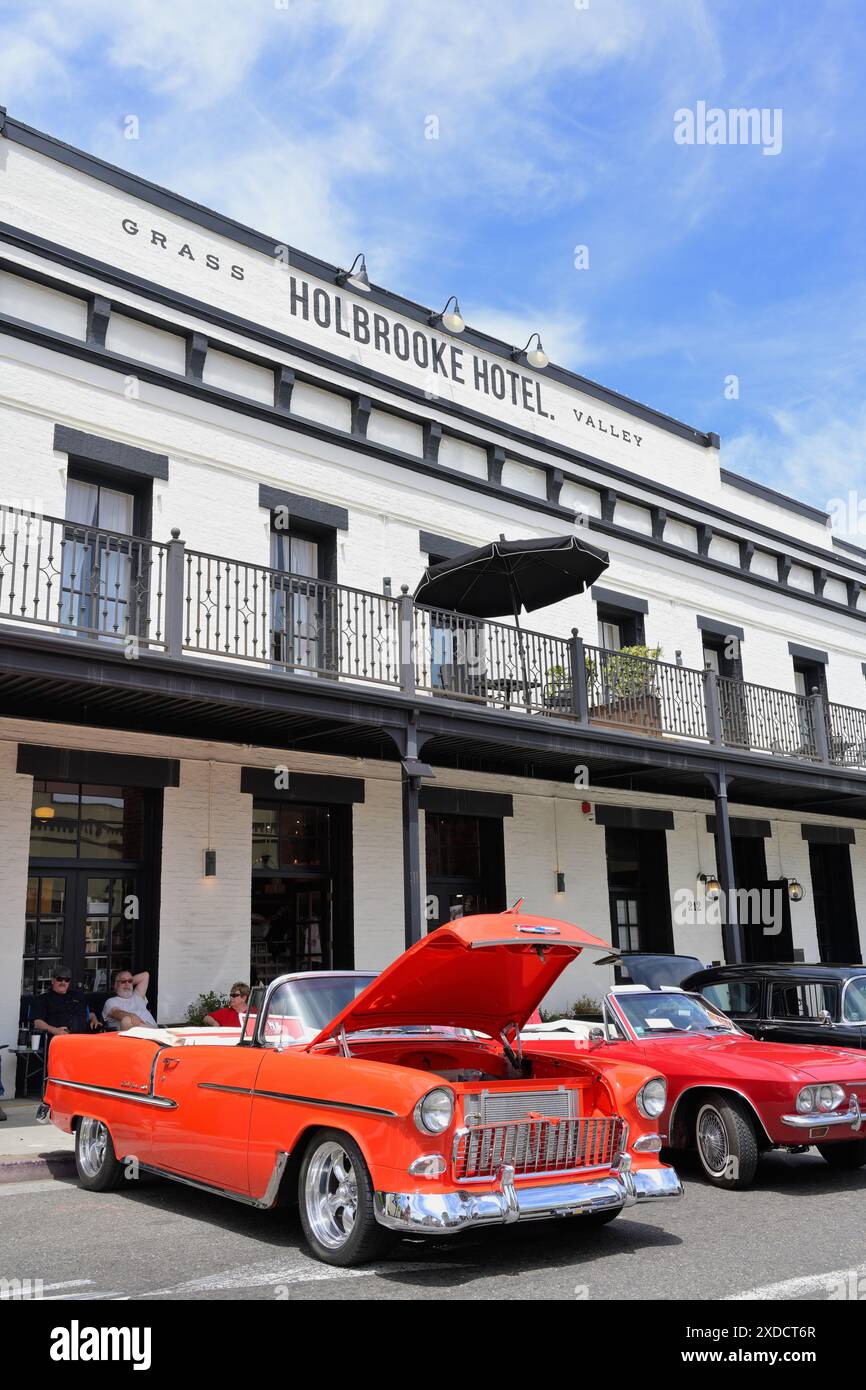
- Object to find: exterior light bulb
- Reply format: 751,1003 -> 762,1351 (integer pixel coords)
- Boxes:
430,296 -> 465,334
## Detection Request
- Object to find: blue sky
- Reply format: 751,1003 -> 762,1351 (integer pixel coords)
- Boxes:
2,0 -> 865,527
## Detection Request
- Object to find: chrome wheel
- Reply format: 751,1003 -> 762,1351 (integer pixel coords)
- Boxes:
77,1118 -> 109,1178
304,1141 -> 359,1251
696,1104 -> 728,1175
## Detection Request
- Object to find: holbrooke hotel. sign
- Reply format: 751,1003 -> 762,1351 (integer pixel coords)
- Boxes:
282,274 -> 552,419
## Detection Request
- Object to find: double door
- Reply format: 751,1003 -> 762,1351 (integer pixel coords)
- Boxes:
24,868 -> 142,996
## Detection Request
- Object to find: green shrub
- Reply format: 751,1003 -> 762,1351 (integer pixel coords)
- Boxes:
183,990 -> 227,1026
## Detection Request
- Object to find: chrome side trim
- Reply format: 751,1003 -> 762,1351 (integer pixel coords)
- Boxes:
373,1163 -> 682,1234
198,1083 -> 254,1097
47,1077 -> 177,1109
138,1151 -> 290,1209
196,1081 -> 396,1115
252,1087 -> 398,1118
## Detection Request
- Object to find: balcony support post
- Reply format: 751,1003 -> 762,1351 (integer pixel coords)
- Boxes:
164,528 -> 186,659
398,585 -> 416,695
702,665 -> 723,745
568,628 -> 590,724
706,766 -> 742,964
396,715 -> 434,950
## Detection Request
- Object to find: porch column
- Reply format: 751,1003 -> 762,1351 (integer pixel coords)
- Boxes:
709,766 -> 742,963
399,716 -> 434,949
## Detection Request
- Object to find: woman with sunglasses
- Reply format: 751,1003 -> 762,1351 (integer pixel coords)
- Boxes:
204,983 -> 250,1027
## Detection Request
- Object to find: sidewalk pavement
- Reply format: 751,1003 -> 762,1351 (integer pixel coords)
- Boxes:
0,1099 -> 75,1183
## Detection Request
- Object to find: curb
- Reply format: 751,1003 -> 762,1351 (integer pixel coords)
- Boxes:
0,1153 -> 76,1184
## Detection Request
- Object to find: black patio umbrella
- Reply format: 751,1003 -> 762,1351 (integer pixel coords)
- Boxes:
414,533 -> 609,621
414,534 -> 609,705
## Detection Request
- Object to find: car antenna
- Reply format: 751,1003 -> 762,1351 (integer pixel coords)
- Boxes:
507,897 -> 525,914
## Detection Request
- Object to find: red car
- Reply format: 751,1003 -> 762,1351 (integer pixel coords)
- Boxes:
524,983 -> 866,1189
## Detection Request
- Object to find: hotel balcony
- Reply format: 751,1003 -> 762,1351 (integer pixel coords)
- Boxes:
1,503 -> 865,777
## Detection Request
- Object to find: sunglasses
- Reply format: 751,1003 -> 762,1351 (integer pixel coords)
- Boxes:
54,977 -> 71,984
116,978 -> 134,985
229,992 -> 246,999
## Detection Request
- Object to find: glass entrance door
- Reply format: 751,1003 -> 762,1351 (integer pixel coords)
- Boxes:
23,870 -> 141,995
250,879 -> 332,983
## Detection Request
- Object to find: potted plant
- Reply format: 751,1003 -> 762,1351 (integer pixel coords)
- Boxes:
590,644 -> 664,734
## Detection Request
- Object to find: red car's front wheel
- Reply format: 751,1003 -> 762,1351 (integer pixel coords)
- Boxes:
298,1130 -> 392,1267
694,1094 -> 758,1188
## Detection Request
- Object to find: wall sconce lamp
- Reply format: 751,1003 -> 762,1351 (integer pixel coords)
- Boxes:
786,878 -> 805,903
33,805 -> 55,819
335,253 -> 371,294
429,295 -> 465,334
512,333 -> 549,370
204,849 -> 217,878
697,872 -> 721,899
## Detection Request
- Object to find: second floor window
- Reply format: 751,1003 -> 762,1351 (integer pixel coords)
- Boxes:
597,604 -> 645,651
270,526 -> 323,671
61,477 -> 138,639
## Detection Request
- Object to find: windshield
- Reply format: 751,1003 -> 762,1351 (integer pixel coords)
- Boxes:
614,991 -> 738,1039
246,974 -> 377,1046
843,978 -> 866,1024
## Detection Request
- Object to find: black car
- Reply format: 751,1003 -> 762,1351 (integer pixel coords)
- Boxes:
680,963 -> 866,1050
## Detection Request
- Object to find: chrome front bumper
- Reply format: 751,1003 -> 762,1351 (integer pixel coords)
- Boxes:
781,1095 -> 863,1131
373,1159 -> 683,1235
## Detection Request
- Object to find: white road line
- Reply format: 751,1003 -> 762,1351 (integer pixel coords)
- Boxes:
133,1254 -> 473,1298
727,1266 -> 866,1300
0,1179 -> 69,1197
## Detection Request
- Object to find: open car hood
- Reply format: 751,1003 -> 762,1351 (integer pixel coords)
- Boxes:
309,911 -> 613,1045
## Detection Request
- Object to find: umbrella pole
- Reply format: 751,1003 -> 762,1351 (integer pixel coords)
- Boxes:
508,573 -> 531,710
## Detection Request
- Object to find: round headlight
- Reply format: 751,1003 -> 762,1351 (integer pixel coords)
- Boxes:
413,1087 -> 454,1135
796,1086 -> 816,1114
636,1077 -> 667,1119
817,1084 -> 846,1112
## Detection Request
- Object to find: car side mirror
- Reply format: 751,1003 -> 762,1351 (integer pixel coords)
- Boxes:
588,1025 -> 606,1045
817,1009 -> 834,1027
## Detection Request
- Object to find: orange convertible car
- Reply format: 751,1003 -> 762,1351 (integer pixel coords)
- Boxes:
42,909 -> 682,1265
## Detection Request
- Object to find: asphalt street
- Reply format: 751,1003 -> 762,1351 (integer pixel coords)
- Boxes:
2,1148 -> 866,1301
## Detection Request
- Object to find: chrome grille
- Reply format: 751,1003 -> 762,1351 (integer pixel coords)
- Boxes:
454,1115 -> 625,1182
462,1087 -> 574,1127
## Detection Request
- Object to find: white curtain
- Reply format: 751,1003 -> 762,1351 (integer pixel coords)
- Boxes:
61,481 -> 134,635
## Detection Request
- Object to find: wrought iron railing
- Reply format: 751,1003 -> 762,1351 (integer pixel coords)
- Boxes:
3,502 -> 866,777
0,504 -> 166,647
413,605 -> 574,715
182,548 -> 401,685
826,702 -> 866,772
583,643 -> 708,741
717,676 -> 818,760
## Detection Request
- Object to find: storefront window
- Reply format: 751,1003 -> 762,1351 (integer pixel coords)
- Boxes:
252,803 -> 329,870
425,813 -> 482,879
30,782 -> 144,861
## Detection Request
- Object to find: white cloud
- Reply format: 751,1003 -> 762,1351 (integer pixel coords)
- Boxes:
462,305 -> 591,375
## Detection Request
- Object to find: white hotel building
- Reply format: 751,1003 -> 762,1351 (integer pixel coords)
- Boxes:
2,111 -> 866,1095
